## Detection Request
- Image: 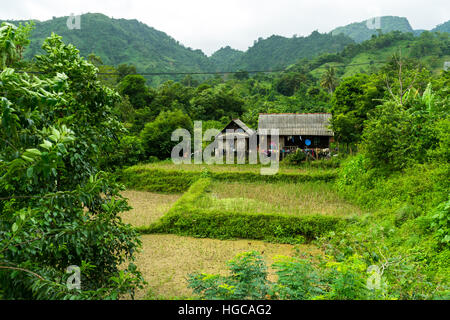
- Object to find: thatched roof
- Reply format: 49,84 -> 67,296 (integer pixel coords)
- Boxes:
258,113 -> 334,136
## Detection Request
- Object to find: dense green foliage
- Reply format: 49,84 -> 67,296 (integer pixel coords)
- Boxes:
209,46 -> 244,72
140,109 -> 193,159
4,14 -> 448,88
307,31 -> 449,79
1,13 -> 364,86
0,23 -> 144,299
107,31 -> 448,162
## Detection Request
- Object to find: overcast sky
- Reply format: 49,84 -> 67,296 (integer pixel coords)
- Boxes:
0,0 -> 449,55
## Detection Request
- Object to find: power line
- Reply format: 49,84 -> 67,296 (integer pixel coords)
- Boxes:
14,60 -> 388,77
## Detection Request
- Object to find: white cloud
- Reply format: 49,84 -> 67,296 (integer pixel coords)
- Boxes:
0,0 -> 448,55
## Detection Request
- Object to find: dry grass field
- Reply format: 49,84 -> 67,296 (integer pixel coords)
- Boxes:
133,234 -> 321,300
196,181 -> 362,217
120,191 -> 180,227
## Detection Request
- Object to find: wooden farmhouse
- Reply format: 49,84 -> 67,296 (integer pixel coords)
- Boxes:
213,113 -> 334,160
258,113 -> 334,159
212,119 -> 257,159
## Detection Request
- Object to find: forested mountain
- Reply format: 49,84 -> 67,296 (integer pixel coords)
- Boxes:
5,13 -> 355,79
211,32 -> 355,71
432,20 -> 450,33
299,31 -> 450,79
209,46 -> 244,71
4,13 -> 214,74
12,13 -> 355,73
3,13 -> 449,84
331,16 -> 414,42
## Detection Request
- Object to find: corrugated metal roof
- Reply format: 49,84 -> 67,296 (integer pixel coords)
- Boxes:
258,113 -> 334,136
217,119 -> 256,138
217,132 -> 251,139
233,119 -> 256,136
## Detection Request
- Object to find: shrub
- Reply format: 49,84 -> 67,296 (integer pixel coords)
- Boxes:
270,256 -> 324,300
188,251 -> 389,300
140,109 -> 193,159
188,251 -> 270,300
0,31 -> 144,299
430,199 -> 450,247
101,135 -> 145,169
283,149 -> 307,165
324,255 -> 373,300
121,167 -> 199,193
361,101 -> 417,170
337,158 -> 448,213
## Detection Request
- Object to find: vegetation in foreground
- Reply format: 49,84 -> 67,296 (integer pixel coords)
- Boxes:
0,23 -> 145,299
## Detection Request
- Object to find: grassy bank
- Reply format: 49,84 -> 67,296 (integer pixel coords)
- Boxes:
121,163 -> 338,193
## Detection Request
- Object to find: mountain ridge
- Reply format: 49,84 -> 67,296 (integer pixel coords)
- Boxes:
2,13 -> 449,84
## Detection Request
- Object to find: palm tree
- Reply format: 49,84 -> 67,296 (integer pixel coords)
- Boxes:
320,66 -> 339,94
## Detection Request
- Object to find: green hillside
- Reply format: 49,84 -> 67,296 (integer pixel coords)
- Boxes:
307,31 -> 450,79
4,13 -> 213,74
209,46 -> 244,72
212,31 -> 355,71
331,16 -> 414,42
432,20 -> 450,33
5,13 -> 354,80
3,13 -> 448,83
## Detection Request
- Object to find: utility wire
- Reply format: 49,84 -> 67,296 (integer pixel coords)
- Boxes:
14,60 -> 388,76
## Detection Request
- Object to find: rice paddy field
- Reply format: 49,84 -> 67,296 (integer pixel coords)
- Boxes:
196,181 -> 362,217
122,174 -> 361,299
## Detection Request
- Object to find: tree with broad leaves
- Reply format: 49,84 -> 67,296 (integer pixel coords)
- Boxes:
0,26 -> 145,299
